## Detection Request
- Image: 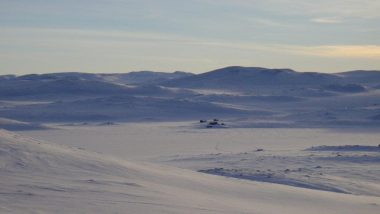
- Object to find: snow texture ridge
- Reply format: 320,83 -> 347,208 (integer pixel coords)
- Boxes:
1,129 -> 380,214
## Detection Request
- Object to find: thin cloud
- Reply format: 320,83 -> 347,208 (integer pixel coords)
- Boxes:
2,27 -> 380,59
311,17 -> 342,24
1,27 -> 379,74
279,45 -> 380,58
207,0 -> 380,19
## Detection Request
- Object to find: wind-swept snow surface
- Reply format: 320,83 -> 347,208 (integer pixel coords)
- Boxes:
163,146 -> 380,197
1,129 -> 380,214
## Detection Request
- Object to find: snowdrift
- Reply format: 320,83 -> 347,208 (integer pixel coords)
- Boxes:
0,129 -> 379,214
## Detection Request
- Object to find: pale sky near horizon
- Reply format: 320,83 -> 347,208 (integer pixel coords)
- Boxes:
1,0 -> 380,75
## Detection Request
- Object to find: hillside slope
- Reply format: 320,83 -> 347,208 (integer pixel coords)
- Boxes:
0,67 -> 379,126
1,129 -> 379,214
163,66 -> 343,90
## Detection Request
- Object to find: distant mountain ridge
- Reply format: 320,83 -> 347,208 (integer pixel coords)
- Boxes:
1,66 -> 379,98
111,70 -> 193,85
3,70 -> 193,85
0,70 -> 193,98
335,70 -> 380,86
2,67 -> 379,88
0,66 -> 379,126
162,66 -> 380,90
0,78 -> 129,97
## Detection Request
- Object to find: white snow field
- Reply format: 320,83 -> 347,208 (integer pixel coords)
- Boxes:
1,129 -> 380,214
21,122 -> 380,160
1,67 -> 380,213
162,144 -> 380,197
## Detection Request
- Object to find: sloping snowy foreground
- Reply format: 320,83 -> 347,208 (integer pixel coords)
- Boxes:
1,129 -> 379,214
162,146 -> 380,197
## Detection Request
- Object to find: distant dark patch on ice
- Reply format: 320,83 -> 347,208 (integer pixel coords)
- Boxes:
306,145 -> 380,152
323,84 -> 366,93
370,114 -> 380,120
317,155 -> 380,163
97,121 -> 118,126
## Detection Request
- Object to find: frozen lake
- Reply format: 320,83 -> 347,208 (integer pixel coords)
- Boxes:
19,122 -> 380,161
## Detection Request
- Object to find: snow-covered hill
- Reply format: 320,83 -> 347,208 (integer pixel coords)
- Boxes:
163,66 -> 343,90
0,117 -> 48,131
1,70 -> 193,86
0,77 -> 130,98
105,70 -> 193,85
1,129 -> 379,214
337,70 -> 380,86
0,95 -> 256,122
0,67 -> 379,127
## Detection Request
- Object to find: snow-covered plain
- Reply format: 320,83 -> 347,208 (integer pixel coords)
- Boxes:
1,67 -> 380,213
20,122 -> 380,160
1,129 -> 380,214
20,122 -> 380,196
162,143 -> 380,197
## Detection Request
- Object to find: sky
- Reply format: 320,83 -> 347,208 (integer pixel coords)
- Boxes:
0,0 -> 379,74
